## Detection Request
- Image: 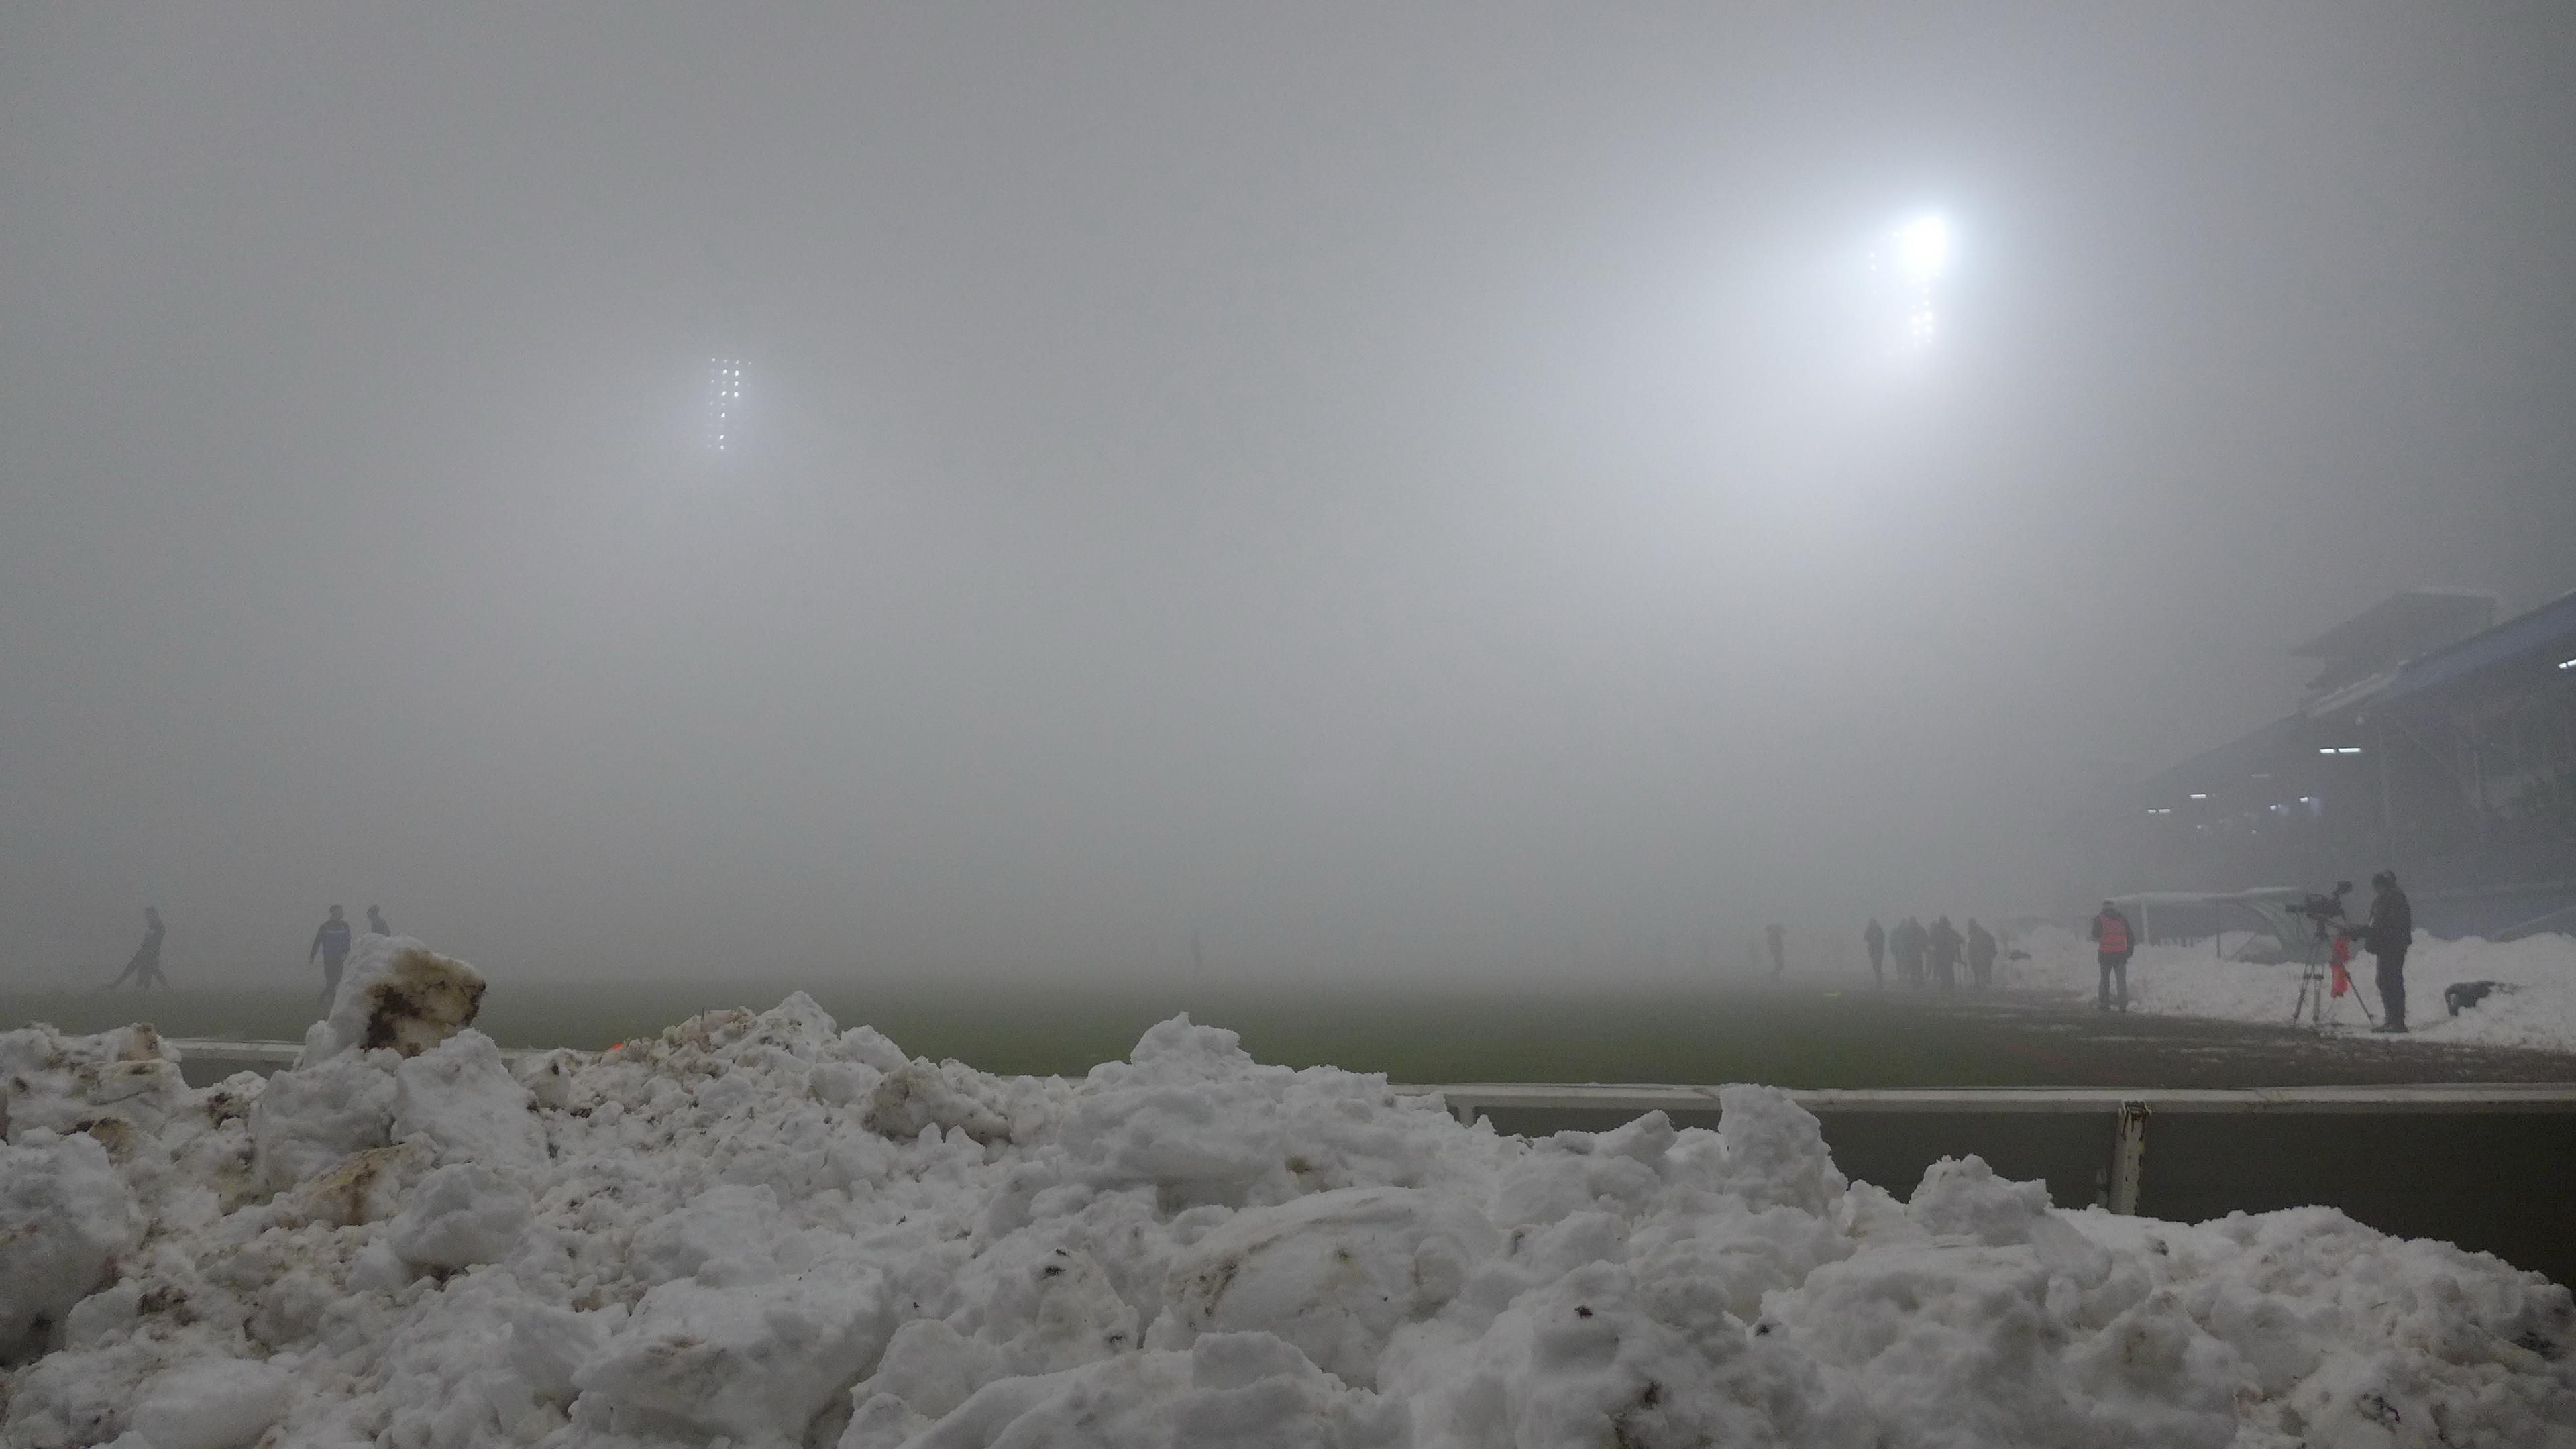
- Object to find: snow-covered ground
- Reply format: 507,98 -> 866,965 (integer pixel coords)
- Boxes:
5,936 -> 2574,1448
2009,924 -> 2576,1053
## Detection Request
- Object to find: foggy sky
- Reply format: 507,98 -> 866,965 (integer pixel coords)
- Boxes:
7,3 -> 2576,984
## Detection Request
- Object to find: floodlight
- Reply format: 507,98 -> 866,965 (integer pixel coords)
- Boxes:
709,358 -> 746,453
1895,215 -> 1951,282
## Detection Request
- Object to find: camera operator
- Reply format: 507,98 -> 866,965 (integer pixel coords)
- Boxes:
2359,869 -> 2413,1034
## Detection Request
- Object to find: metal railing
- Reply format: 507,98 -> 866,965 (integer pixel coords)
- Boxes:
170,1040 -> 2576,1223
1393,1081 -> 2576,1215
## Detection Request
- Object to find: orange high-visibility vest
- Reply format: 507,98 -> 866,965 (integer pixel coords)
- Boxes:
2096,913 -> 2130,954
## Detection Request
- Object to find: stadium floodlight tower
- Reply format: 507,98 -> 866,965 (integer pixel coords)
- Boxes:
708,358 -> 746,455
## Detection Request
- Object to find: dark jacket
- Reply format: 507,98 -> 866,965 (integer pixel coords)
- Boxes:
2363,886 -> 2412,957
1928,919 -> 1963,964
1966,922 -> 1996,965
1864,921 -> 1886,955
311,918 -> 352,964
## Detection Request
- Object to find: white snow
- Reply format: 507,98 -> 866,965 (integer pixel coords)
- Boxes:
0,1132 -> 142,1362
3,977 -> 2573,1448
2012,926 -> 2576,1051
304,934 -> 488,1067
129,1360 -> 293,1449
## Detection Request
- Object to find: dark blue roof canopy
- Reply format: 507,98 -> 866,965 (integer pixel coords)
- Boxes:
2369,588 -> 2576,710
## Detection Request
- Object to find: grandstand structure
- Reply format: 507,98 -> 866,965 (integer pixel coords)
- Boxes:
2070,587 -> 2576,939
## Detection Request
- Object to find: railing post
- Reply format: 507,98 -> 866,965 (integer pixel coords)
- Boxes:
2107,1101 -> 2149,1214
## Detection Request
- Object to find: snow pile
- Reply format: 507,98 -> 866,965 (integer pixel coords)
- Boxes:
303,934 -> 490,1066
3,987 -> 2573,1448
2015,925 -> 2576,1050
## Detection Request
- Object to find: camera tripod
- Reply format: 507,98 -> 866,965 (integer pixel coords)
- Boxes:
2288,926 -> 2377,1029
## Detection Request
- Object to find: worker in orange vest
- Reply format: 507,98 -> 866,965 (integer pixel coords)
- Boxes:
2088,900 -> 2134,1012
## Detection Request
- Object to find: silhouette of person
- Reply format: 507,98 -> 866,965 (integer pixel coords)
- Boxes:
1966,918 -> 1998,989
1864,918 -> 1886,988
2090,900 -> 2135,1012
108,908 -> 166,990
1766,923 -> 1786,979
311,904 -> 354,1008
2361,869 -> 2413,1033
1893,916 -> 1927,988
1928,916 -> 1964,991
366,905 -> 390,936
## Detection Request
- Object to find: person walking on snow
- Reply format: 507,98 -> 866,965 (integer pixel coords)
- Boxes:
2361,869 -> 2414,1033
311,904 -> 354,1008
107,908 -> 167,990
1766,923 -> 1786,980
1966,918 -> 1998,989
2089,899 -> 2134,1012
1864,918 -> 1886,989
366,905 -> 390,936
1928,916 -> 1964,991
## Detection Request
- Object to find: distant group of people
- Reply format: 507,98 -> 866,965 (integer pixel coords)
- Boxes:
1862,914 -> 2000,991
103,903 -> 394,1007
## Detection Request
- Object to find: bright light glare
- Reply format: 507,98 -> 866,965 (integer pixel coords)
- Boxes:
1871,211 -> 1955,356
1895,215 -> 1951,282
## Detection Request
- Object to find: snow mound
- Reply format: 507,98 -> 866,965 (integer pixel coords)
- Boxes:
1,987 -> 2571,1448
305,934 -> 487,1065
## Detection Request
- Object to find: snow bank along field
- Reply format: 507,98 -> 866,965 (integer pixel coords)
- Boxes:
2015,926 -> 2576,1052
6,938 -> 2574,1448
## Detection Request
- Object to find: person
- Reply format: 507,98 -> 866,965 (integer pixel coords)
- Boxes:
311,904 -> 354,1008
1766,923 -> 1786,979
366,905 -> 391,936
1966,917 -> 1998,989
1864,918 -> 1887,989
107,908 -> 167,989
2089,899 -> 2134,1012
1928,916 -> 1963,991
2360,869 -> 2413,1033
1892,916 -> 1927,988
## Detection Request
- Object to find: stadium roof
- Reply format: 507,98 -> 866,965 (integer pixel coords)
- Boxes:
2367,587 -> 2576,711
2123,584 -> 2576,806
2291,587 -> 2502,663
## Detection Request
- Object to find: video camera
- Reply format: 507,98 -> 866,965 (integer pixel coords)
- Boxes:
2294,881 -> 2353,938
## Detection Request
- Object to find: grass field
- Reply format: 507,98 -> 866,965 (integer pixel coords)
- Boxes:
13,977 -> 2576,1088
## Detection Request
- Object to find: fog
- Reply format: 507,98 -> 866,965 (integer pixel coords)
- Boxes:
6,4 -> 2575,985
